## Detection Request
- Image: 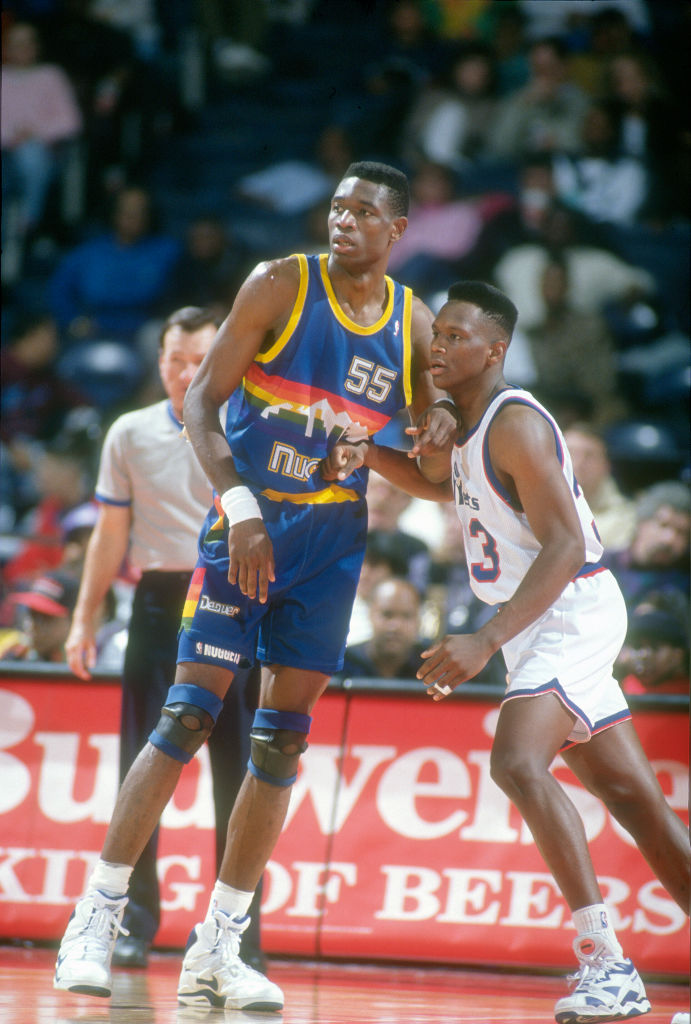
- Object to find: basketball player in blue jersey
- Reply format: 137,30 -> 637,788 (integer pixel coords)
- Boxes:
323,281 -> 690,1024
53,162 -> 457,1011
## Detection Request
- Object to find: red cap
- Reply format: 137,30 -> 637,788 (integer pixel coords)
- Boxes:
12,572 -> 79,618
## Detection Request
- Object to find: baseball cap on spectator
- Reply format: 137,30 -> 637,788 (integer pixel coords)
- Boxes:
61,501 -> 99,539
11,572 -> 79,618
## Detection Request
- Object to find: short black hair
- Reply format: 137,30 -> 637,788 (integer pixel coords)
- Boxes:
446,280 -> 518,337
159,306 -> 221,347
342,161 -> 410,217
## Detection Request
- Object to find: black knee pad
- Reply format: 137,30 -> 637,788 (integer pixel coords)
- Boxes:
248,708 -> 312,787
149,683 -> 223,764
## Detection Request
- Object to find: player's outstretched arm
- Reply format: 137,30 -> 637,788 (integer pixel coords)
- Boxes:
321,440 -> 452,501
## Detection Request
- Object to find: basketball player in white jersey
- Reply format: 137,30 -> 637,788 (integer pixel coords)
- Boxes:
323,280 -> 690,1024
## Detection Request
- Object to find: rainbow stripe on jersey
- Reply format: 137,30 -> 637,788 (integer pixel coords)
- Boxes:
180,567 -> 206,631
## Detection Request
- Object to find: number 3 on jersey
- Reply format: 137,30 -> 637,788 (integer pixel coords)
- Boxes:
469,518 -> 500,582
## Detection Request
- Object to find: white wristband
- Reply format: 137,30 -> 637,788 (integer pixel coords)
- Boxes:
219,486 -> 262,525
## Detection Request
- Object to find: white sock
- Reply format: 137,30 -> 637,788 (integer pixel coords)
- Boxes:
88,860 -> 132,899
573,903 -> 623,959
208,880 -> 254,920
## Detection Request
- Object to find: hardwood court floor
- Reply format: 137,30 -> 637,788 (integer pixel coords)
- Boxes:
0,945 -> 687,1024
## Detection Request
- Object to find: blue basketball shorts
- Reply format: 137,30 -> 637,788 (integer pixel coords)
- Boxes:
177,494 -> 367,675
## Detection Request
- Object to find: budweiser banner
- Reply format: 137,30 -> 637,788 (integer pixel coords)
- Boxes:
0,674 -> 688,975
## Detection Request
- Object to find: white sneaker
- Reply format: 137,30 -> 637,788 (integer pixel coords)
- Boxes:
670,1014 -> 690,1024
54,890 -> 129,997
177,910 -> 283,1012
554,936 -> 651,1023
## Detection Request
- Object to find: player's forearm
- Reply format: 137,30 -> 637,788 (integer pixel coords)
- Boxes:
72,523 -> 128,626
476,537 -> 585,654
365,444 -> 452,501
416,450 -> 454,483
183,379 -> 243,495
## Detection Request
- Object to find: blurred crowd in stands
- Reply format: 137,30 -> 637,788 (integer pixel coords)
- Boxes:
1,0 -> 689,695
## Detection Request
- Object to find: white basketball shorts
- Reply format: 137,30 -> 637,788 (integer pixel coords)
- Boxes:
501,569 -> 630,745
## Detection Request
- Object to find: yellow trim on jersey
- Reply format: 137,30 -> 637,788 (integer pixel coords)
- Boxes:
318,253 -> 395,335
256,253 -> 308,363
261,484 -> 360,504
402,285 -> 413,407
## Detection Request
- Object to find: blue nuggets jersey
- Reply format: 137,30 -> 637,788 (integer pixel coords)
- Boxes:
178,254 -> 414,674
225,253 -> 413,505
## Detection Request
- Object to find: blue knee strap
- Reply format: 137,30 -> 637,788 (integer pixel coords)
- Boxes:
253,709 -> 312,734
149,683 -> 224,764
248,708 -> 312,787
165,684 -> 224,719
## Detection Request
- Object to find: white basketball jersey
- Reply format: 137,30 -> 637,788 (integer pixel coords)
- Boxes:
451,387 -> 603,605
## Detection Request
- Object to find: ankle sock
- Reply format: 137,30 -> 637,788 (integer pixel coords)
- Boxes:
88,860 -> 132,899
208,880 -> 253,920
573,903 -> 623,959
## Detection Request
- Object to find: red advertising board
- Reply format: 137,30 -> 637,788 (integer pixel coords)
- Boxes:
0,673 -> 688,976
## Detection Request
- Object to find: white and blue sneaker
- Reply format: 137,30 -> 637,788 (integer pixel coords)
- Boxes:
177,909 -> 283,1012
54,890 -> 129,997
554,935 -> 651,1023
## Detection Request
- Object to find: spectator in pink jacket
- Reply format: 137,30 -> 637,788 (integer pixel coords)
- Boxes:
1,20 -> 83,245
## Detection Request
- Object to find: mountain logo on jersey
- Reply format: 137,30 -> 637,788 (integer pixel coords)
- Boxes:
262,395 -> 370,444
242,363 -> 388,441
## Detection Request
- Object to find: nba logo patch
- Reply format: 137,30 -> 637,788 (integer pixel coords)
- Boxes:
196,642 -> 203,654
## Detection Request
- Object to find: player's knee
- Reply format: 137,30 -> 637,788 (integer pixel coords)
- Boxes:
149,683 -> 224,764
490,745 -> 542,796
248,708 -> 312,787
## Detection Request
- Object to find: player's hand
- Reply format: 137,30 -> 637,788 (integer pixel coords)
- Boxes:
227,518 -> 275,603
65,621 -> 97,680
406,403 -> 457,458
417,633 -> 493,701
320,440 -> 369,481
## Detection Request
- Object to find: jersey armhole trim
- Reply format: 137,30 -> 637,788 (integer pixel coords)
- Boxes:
402,285 -> 413,407
482,396 -> 564,508
256,253 -> 308,363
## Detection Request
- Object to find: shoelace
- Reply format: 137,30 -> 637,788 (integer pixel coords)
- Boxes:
74,902 -> 129,953
212,913 -> 260,975
567,948 -> 619,991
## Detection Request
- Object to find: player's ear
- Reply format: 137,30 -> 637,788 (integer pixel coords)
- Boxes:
390,216 -> 408,242
488,339 -> 507,365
